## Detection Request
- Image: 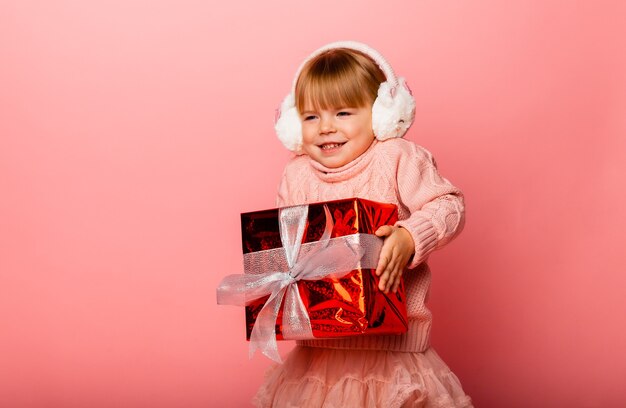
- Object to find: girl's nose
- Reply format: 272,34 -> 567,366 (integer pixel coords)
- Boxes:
319,116 -> 336,134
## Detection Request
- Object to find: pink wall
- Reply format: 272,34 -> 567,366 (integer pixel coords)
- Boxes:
1,1 -> 625,406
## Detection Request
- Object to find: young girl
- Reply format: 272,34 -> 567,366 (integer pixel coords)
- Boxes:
254,41 -> 472,408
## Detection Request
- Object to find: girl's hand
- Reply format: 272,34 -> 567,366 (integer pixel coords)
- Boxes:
374,226 -> 415,293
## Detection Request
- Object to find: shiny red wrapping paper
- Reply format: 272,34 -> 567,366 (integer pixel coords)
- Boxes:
241,198 -> 408,341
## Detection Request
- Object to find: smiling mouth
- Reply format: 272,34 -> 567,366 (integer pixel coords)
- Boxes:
319,142 -> 346,150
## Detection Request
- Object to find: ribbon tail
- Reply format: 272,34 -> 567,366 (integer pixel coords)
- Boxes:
281,284 -> 313,340
216,274 -> 249,306
216,272 -> 287,306
249,286 -> 287,363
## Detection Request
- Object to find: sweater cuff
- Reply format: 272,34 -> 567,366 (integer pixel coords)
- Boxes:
396,216 -> 438,269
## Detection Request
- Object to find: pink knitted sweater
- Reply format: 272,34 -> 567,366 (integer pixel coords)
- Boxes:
276,138 -> 465,353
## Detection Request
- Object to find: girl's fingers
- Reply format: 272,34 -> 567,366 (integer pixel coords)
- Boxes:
375,225 -> 393,237
390,266 -> 401,293
384,275 -> 393,293
388,265 -> 399,293
382,264 -> 395,293
392,278 -> 401,293
379,260 -> 395,292
377,255 -> 388,290
376,253 -> 389,277
378,271 -> 389,292
376,240 -> 395,276
386,250 -> 400,290
387,254 -> 407,293
375,227 -> 408,292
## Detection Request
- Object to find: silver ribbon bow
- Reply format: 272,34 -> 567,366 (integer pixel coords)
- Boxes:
216,204 -> 382,363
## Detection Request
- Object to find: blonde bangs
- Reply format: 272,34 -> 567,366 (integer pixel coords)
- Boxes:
295,49 -> 385,113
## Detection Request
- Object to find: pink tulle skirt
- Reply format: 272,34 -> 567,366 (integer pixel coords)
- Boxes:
252,346 -> 473,408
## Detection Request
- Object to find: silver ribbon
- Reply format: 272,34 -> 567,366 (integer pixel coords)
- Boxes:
216,204 -> 382,363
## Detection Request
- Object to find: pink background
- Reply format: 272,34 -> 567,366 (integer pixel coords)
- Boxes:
1,1 -> 625,407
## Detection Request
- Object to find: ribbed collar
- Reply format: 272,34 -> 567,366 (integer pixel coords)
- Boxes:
308,140 -> 378,182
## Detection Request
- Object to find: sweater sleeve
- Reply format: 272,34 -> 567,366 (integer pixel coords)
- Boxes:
394,143 -> 465,269
276,159 -> 301,207
276,168 -> 290,207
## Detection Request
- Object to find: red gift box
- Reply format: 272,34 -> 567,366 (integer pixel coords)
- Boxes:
239,198 -> 408,342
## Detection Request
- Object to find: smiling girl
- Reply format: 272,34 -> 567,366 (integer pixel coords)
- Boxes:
254,41 -> 472,407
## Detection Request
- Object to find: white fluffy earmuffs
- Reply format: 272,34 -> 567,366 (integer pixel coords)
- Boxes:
275,41 -> 416,153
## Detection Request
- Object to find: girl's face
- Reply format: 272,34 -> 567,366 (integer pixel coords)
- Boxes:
300,105 -> 375,168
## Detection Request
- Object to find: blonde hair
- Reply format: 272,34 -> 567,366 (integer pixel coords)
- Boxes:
295,48 -> 386,113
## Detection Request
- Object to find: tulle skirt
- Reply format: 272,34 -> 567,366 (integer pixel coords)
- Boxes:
252,346 -> 473,408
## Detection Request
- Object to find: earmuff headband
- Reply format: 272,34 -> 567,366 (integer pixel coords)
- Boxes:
290,41 -> 399,93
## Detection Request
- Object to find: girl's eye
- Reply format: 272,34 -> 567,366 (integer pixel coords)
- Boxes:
304,115 -> 317,121
337,111 -> 351,117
